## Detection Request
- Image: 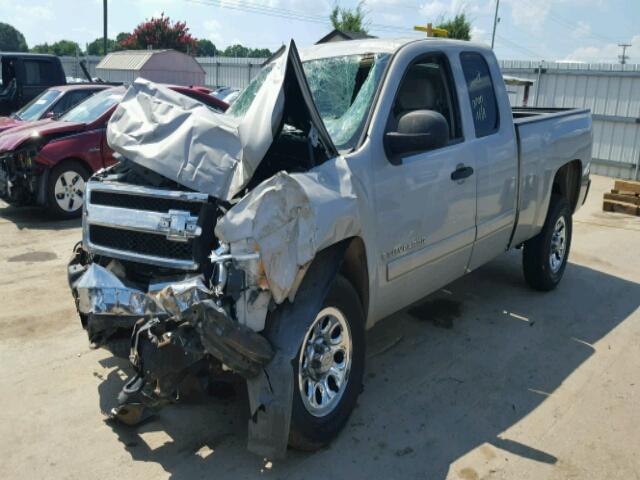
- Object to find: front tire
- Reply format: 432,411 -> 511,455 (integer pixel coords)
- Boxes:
46,160 -> 90,219
523,195 -> 572,291
288,275 -> 365,451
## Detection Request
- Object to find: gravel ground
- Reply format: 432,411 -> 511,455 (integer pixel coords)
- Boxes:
0,174 -> 638,480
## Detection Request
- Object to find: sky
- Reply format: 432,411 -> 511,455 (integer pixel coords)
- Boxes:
0,0 -> 638,63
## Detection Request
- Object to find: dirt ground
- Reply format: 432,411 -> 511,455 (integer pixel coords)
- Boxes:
0,174 -> 638,480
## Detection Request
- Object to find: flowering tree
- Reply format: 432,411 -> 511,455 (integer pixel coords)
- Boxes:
120,13 -> 198,54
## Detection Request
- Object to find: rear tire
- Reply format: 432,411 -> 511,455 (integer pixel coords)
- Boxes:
288,275 -> 366,451
523,195 -> 572,291
46,160 -> 90,219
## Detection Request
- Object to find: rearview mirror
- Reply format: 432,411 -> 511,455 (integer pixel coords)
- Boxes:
384,110 -> 449,165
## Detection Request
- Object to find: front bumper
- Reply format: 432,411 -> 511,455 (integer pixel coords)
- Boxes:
67,245 -> 273,377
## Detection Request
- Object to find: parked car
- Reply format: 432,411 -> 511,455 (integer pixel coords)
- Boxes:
0,53 -> 71,115
212,86 -> 240,104
0,85 -> 228,218
0,84 -> 112,134
68,38 -> 591,458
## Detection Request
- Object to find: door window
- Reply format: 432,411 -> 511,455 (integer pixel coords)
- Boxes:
460,52 -> 499,138
391,54 -> 462,144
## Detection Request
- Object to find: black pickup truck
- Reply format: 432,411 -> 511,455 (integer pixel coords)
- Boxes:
0,53 -> 69,115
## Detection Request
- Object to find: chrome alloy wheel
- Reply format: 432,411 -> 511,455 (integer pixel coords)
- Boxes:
549,216 -> 567,273
297,306 -> 352,417
54,170 -> 85,212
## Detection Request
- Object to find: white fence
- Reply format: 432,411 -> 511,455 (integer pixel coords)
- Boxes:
500,60 -> 640,180
60,55 -> 640,180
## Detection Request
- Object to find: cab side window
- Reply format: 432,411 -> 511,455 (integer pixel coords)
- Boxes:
392,54 -> 462,142
460,52 -> 499,138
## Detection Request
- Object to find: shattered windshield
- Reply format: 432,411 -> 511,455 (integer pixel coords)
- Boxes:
226,64 -> 274,118
304,53 -> 390,149
226,52 -> 390,150
61,88 -> 123,124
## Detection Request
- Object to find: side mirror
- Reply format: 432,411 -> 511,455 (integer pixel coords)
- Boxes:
384,110 -> 449,165
45,111 -> 56,119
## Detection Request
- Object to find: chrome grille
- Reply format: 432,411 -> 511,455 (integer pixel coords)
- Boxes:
83,181 -> 209,271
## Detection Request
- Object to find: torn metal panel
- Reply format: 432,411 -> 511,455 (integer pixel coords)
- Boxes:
215,156 -> 362,304
74,263 -> 159,317
106,40 -> 337,201
72,263 -> 212,318
246,353 -> 293,459
106,59 -> 285,200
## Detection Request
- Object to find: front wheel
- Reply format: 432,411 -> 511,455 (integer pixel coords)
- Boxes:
522,195 -> 572,291
46,160 -> 91,219
288,275 -> 365,451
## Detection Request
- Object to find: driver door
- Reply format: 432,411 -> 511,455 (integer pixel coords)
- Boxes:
372,51 -> 477,319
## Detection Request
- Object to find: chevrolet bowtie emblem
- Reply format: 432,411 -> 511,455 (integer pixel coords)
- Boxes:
159,210 -> 201,242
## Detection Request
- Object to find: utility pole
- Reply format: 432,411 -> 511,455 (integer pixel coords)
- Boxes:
103,0 -> 108,56
618,43 -> 631,65
491,0 -> 500,49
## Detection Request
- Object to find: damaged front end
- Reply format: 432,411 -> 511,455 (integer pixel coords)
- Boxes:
69,39 -> 372,459
0,146 -> 46,206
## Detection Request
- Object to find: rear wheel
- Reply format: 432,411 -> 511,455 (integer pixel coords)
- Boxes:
288,275 -> 365,451
46,160 -> 90,219
522,195 -> 572,291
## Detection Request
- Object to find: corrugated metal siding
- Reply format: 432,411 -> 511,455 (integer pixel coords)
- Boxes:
501,60 -> 640,180
196,56 -> 266,89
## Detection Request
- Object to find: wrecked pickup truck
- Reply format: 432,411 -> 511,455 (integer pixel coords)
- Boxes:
68,38 -> 591,458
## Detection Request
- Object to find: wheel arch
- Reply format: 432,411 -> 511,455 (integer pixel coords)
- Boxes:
551,159 -> 582,213
338,236 -> 370,321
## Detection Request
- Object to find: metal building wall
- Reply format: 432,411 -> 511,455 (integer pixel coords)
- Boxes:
195,56 -> 266,89
501,60 -> 640,180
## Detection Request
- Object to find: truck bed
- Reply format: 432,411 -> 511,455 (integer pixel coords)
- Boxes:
509,106 -> 592,247
512,107 -> 587,123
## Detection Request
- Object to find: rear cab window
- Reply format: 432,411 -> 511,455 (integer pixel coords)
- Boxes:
460,52 -> 499,138
23,59 -> 59,86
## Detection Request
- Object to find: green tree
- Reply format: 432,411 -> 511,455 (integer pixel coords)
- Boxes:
116,32 -> 129,44
197,39 -> 217,56
31,40 -> 81,56
436,13 -> 472,41
86,37 -> 118,55
329,1 -> 368,33
249,48 -> 272,58
0,22 -> 28,51
223,44 -> 250,57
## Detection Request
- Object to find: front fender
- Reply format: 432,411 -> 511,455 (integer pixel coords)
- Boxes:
245,242 -> 348,459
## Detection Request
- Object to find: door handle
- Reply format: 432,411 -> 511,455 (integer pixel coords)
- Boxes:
451,165 -> 474,181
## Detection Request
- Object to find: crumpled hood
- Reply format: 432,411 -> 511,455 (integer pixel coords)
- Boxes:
106,39 -> 336,201
0,119 -> 85,153
0,117 -> 23,134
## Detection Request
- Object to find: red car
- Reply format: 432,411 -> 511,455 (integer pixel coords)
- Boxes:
0,85 -> 228,218
0,84 -> 112,134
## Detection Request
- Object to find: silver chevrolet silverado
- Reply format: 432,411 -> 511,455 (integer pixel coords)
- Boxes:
68,38 -> 591,458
